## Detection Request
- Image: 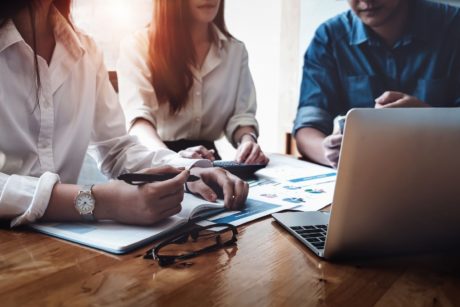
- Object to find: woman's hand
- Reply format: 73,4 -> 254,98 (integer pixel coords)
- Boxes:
186,167 -> 249,210
179,145 -> 216,161
97,166 -> 189,225
235,136 -> 269,164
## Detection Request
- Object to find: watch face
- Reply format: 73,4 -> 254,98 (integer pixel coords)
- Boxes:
76,192 -> 95,215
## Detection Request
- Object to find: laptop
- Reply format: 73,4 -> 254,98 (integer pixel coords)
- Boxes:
273,108 -> 460,260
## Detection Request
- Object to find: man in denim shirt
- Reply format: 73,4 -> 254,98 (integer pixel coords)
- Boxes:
293,0 -> 460,168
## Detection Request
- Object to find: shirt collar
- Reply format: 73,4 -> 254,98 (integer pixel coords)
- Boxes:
0,20 -> 24,54
349,12 -> 378,46
210,23 -> 228,50
0,6 -> 85,58
49,5 -> 85,60
349,2 -> 427,49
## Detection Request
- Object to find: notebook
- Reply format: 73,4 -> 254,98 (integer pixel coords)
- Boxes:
30,193 -> 225,254
273,108 -> 460,259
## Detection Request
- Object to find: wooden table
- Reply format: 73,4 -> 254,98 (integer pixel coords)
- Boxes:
2,217 -> 460,306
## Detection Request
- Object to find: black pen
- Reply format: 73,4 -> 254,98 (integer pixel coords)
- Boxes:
118,173 -> 200,185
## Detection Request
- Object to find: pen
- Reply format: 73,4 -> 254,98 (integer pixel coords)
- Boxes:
118,173 -> 200,185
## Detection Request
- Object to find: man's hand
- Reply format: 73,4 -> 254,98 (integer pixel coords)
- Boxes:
322,134 -> 343,169
178,145 -> 216,161
187,167 -> 249,210
375,91 -> 429,108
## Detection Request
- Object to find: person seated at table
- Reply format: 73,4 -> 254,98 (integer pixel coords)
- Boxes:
117,0 -> 268,164
293,0 -> 460,168
0,0 -> 248,227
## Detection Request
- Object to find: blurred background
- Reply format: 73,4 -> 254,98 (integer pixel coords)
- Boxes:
72,0 -> 460,159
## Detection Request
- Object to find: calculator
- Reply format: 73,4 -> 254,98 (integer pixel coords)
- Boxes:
212,160 -> 267,179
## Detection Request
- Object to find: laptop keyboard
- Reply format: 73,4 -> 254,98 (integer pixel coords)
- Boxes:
290,225 -> 328,250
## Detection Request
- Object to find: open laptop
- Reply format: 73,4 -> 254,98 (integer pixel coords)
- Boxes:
273,108 -> 460,260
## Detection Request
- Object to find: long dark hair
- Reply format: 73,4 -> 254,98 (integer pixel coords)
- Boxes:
148,0 -> 232,114
0,0 -> 72,108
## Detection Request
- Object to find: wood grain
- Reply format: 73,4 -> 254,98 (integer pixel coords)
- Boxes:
2,219 -> 460,306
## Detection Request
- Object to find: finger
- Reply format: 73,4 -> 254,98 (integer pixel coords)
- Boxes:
187,180 -> 218,202
158,185 -> 184,200
216,171 -> 236,208
254,152 -> 269,164
143,170 -> 189,199
244,145 -> 261,164
202,149 -> 216,161
323,135 -> 342,149
325,148 -> 340,167
155,202 -> 182,222
229,177 -> 248,210
375,91 -> 405,105
235,144 -> 251,163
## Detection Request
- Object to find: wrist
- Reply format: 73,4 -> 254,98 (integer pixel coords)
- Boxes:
237,132 -> 258,146
91,183 -> 116,221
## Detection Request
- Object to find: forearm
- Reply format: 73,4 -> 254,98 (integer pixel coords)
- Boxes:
295,127 -> 329,166
130,118 -> 168,149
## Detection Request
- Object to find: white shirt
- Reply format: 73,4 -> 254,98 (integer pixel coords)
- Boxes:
0,8 -> 210,227
117,26 -> 259,147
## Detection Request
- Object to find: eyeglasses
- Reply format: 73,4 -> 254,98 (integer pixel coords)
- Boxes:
144,223 -> 238,267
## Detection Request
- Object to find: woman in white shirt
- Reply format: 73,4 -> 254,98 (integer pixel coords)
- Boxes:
117,0 -> 268,164
0,0 -> 247,227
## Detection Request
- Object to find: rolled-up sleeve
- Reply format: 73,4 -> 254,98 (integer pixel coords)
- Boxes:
224,45 -> 259,147
0,172 -> 60,227
117,31 -> 158,130
293,25 -> 344,136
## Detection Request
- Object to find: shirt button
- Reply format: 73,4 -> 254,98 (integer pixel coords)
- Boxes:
196,91 -> 201,96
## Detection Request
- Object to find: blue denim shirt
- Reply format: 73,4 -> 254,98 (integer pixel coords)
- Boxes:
293,0 -> 460,136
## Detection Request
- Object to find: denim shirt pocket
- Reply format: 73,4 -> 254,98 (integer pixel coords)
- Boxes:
344,75 -> 379,108
413,78 -> 449,107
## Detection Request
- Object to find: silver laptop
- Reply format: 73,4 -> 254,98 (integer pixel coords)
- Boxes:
273,108 -> 460,259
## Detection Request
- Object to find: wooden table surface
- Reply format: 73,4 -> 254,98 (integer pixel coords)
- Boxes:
2,217 -> 460,307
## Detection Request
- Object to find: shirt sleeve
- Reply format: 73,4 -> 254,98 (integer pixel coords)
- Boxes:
224,43 -> 259,147
88,38 -> 211,177
116,31 -> 158,130
293,24 -> 345,136
0,172 -> 60,227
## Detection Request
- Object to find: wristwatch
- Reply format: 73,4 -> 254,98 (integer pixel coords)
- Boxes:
74,185 -> 97,222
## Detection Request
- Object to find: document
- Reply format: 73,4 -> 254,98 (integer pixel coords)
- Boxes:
251,154 -> 336,212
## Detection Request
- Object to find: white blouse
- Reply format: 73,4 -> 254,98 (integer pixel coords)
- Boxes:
0,8 -> 209,227
117,25 -> 259,147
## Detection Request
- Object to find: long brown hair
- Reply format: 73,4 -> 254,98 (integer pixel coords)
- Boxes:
148,0 -> 232,114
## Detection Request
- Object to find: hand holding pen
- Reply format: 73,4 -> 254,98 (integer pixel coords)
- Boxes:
118,172 -> 200,185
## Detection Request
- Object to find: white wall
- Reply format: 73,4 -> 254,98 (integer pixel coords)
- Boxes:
217,0 -> 283,158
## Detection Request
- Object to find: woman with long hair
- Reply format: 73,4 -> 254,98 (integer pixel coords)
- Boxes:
117,0 -> 268,164
0,0 -> 247,227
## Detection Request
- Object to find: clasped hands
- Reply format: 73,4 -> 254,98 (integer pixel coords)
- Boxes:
323,91 -> 428,168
